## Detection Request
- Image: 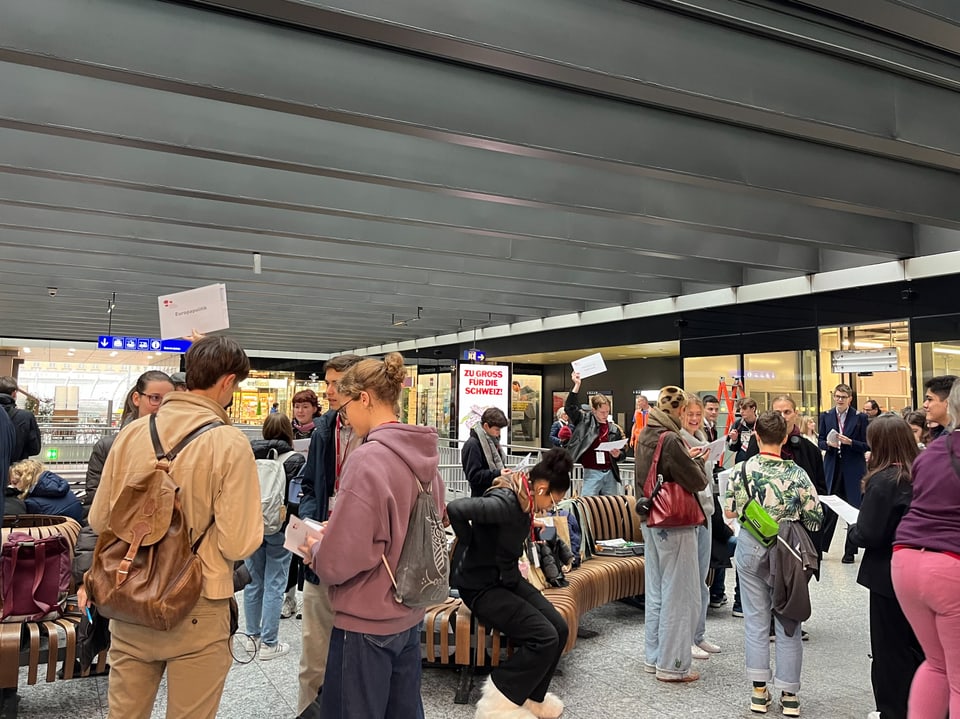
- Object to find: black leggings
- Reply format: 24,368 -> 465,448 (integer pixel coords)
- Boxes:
461,580 -> 568,706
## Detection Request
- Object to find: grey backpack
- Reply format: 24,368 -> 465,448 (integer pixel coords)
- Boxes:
375,444 -> 449,608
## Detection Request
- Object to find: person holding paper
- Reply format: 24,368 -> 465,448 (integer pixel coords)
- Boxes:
447,448 -> 572,718
892,379 -> 960,719
635,385 -> 709,683
303,353 -> 444,719
563,372 -> 624,496
461,407 -> 511,496
818,383 -> 869,563
678,396 -> 723,661
727,397 -> 759,464
847,414 -> 922,719
294,353 -> 362,719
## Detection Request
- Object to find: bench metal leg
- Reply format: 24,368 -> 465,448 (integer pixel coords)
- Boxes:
0,687 -> 19,719
454,665 -> 474,704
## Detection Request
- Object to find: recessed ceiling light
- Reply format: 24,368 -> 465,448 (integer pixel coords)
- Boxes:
109,351 -> 118,357
22,347 -> 30,354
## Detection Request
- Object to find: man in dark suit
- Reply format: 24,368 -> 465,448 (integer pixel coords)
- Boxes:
818,383 -> 869,563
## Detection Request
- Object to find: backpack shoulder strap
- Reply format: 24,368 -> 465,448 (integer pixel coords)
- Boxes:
150,414 -> 225,463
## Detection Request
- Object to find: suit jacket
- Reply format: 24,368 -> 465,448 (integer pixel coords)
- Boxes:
818,408 -> 869,507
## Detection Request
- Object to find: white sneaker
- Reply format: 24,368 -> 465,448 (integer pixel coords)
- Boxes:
697,639 -> 721,653
691,644 -> 710,660
258,642 -> 291,661
280,593 -> 297,619
240,635 -> 260,659
867,713 -> 881,719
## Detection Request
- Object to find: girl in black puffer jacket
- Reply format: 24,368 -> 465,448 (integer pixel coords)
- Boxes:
447,448 -> 572,719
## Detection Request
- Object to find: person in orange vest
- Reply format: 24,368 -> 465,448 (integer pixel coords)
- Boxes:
630,395 -> 650,450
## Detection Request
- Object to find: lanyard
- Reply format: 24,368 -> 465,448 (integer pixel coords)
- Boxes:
335,415 -> 346,492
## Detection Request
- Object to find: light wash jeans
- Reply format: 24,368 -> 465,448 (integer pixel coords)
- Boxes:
641,523 -> 700,677
736,530 -> 803,693
581,468 -> 619,496
244,531 -> 291,646
695,517 -> 711,644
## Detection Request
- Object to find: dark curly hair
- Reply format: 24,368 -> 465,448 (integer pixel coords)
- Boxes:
529,448 -> 573,495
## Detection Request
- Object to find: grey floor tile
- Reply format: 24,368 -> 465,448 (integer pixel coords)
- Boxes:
8,556 -> 876,718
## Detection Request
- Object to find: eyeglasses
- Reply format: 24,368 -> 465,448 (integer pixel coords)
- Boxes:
138,392 -> 165,406
833,395 -> 850,401
337,398 -> 354,420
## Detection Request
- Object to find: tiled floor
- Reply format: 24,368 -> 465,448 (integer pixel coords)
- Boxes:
10,550 -> 875,718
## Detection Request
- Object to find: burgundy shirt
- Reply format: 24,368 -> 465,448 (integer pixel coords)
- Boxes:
579,422 -> 610,471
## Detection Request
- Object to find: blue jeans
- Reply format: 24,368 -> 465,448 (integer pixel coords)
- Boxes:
243,531 -> 291,646
321,625 -> 424,719
710,534 -> 741,607
641,523 -> 700,677
582,468 -> 619,496
736,530 -> 803,693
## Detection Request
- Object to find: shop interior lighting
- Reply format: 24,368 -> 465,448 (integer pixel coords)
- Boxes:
253,253 -> 262,275
933,347 -> 960,355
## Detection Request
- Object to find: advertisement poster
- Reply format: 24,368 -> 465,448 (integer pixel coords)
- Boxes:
457,364 -> 510,443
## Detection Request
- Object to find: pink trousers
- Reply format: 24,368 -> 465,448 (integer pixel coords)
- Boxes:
892,548 -> 960,719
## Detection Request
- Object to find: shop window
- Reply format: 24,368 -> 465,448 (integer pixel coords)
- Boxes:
511,374 -> 542,448
915,340 -> 960,405
820,322 -> 911,413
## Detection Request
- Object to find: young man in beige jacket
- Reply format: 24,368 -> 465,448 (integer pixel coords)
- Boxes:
85,335 -> 263,719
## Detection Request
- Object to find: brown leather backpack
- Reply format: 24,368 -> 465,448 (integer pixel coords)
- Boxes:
85,415 -> 222,631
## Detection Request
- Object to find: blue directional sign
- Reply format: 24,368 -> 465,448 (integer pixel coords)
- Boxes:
462,349 -> 486,362
96,335 -> 191,354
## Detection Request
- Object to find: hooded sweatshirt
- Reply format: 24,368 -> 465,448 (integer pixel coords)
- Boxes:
315,422 -> 444,635
25,469 -> 83,522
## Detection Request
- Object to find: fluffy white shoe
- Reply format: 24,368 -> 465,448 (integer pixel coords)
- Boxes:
524,692 -> 564,718
474,678 -> 538,719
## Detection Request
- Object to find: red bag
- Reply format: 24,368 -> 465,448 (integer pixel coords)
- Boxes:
0,532 -> 71,622
642,432 -> 705,528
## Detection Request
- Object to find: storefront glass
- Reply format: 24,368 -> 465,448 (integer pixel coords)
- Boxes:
742,350 -> 818,417
231,371 -> 296,426
511,373 -> 542,448
819,321 -> 911,413
915,340 -> 960,403
416,366 -> 454,438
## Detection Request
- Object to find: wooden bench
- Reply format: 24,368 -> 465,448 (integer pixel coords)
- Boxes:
0,516 -> 107,719
422,494 -> 645,703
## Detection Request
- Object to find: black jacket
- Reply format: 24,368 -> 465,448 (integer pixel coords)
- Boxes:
84,433 -> 117,506
298,410 -> 338,584
564,391 -> 624,481
728,417 -> 757,464
461,428 -> 503,497
848,467 -> 912,599
251,438 -> 306,532
0,406 -> 13,518
448,487 -> 529,593
0,394 -> 41,462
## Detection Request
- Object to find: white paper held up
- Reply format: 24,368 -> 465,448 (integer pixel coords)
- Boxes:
826,428 -> 841,447
819,495 -> 859,525
571,352 -> 607,379
158,283 -> 230,339
705,437 -> 727,464
596,438 -> 628,453
283,515 -> 325,558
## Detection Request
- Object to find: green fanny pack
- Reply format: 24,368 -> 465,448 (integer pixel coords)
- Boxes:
738,462 -> 779,547
740,497 -> 779,547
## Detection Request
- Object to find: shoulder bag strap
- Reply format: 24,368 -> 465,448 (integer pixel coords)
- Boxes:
149,414 -> 225,462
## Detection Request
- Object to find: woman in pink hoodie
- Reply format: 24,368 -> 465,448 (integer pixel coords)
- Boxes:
303,352 -> 444,719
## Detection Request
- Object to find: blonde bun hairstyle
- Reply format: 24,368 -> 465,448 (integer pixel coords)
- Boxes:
338,352 -> 406,407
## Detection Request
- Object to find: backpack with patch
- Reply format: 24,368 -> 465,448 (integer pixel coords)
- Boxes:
85,415 -> 222,631
256,449 -> 294,535
375,442 -> 449,608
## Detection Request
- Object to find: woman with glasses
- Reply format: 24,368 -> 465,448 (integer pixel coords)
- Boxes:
83,370 -> 174,508
303,353 -> 444,719
447,448 -> 572,719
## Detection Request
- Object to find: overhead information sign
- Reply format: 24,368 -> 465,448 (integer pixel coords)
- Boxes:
98,335 -> 191,354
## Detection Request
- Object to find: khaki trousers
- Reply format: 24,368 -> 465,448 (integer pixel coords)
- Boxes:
106,597 -> 233,719
297,580 -> 334,714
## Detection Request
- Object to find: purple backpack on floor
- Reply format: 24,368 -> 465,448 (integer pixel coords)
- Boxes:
0,532 -> 71,622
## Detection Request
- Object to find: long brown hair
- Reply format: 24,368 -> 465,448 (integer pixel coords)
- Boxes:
862,414 -> 919,490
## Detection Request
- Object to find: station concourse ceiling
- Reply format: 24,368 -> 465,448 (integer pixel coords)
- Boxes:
1,0 -> 960,356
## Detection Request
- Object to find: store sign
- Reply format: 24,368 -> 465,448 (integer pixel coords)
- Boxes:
462,348 -> 486,362
457,364 -> 509,442
97,335 -> 191,354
